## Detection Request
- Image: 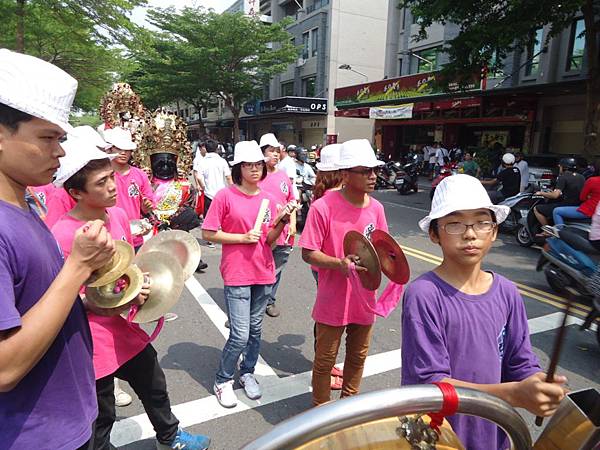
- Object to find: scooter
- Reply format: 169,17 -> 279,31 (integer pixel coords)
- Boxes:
537,227 -> 600,345
395,155 -> 420,195
429,162 -> 458,199
375,161 -> 400,190
497,188 -> 538,233
295,176 -> 313,229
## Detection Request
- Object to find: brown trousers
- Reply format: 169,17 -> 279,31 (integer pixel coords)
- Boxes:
312,322 -> 373,406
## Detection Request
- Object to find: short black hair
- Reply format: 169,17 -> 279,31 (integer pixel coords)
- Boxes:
205,139 -> 218,153
63,158 -> 112,199
0,102 -> 34,132
231,162 -> 267,185
430,210 -> 497,237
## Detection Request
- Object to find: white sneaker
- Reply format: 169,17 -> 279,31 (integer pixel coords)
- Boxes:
214,380 -> 237,408
239,373 -> 262,400
114,385 -> 132,407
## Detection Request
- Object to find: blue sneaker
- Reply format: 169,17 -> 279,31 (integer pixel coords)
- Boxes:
157,429 -> 210,450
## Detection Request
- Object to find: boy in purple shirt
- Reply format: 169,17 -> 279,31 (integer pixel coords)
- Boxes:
0,50 -> 115,449
402,174 -> 567,450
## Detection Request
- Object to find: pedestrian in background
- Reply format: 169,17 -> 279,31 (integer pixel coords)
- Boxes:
515,151 -> 530,192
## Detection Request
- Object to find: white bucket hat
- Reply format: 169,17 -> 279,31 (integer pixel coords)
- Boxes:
336,139 -> 384,170
419,174 -> 510,232
103,127 -> 136,151
259,133 -> 279,149
72,125 -> 110,150
0,49 -> 77,134
54,135 -> 117,188
230,140 -> 267,166
316,144 -> 342,171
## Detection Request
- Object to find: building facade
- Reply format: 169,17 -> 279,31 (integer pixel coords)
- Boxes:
336,4 -> 589,158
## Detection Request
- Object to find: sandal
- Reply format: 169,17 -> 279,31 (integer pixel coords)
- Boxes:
331,367 -> 343,378
330,375 -> 343,390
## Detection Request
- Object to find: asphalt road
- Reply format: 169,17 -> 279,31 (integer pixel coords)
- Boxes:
113,183 -> 600,450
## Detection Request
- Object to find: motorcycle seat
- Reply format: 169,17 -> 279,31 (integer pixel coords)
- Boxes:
559,228 -> 600,255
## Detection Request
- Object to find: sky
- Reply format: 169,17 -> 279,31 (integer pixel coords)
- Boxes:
131,0 -> 237,28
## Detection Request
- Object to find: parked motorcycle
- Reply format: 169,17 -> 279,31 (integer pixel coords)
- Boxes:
497,188 -> 538,234
395,155 -> 420,195
537,227 -> 600,345
295,176 -> 313,229
430,162 -> 458,199
375,161 -> 400,190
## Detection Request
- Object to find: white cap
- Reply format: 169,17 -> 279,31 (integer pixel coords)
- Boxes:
418,174 -> 510,232
230,140 -> 267,166
54,135 -> 117,188
336,139 -> 384,170
502,153 -> 515,165
0,49 -> 77,133
72,125 -> 110,150
103,127 -> 136,151
259,133 -> 279,149
316,144 -> 341,172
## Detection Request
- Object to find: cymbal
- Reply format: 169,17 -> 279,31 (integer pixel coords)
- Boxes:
128,251 -> 184,323
371,230 -> 410,284
87,240 -> 135,287
137,230 -> 201,280
343,231 -> 382,291
85,265 -> 144,309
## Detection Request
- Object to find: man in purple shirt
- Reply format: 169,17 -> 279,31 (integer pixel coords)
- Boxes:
0,50 -> 115,449
402,174 -> 567,450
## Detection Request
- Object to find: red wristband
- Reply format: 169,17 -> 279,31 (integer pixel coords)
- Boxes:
428,382 -> 459,432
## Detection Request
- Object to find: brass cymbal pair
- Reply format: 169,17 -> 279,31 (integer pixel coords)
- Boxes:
343,230 -> 410,290
84,230 -> 201,323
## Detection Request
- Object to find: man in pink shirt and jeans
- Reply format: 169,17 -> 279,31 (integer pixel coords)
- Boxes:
299,139 -> 388,406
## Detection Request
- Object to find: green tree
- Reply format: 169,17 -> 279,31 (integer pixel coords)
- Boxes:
137,8 -> 299,142
402,0 -> 600,158
0,0 -> 137,110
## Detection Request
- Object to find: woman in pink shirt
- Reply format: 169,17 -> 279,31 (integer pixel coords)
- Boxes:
51,137 -> 210,450
202,141 -> 293,409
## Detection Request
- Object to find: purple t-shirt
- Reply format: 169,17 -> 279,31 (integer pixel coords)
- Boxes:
401,271 -> 540,450
0,200 -> 96,449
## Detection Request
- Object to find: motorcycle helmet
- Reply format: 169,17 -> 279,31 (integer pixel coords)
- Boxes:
297,150 -> 308,163
559,157 -> 577,170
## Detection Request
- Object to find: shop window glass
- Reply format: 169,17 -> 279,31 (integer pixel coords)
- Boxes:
281,81 -> 294,97
414,47 -> 439,73
525,28 -> 543,76
303,76 -> 316,97
567,19 -> 585,71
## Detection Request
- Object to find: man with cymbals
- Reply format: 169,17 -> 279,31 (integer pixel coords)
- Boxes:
0,49 -> 114,449
299,139 -> 389,406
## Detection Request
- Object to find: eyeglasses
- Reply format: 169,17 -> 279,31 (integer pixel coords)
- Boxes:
442,221 -> 497,235
241,162 -> 264,169
346,167 -> 380,176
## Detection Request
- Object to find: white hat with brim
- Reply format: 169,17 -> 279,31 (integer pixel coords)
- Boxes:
336,139 -> 384,170
259,133 -> 279,149
230,140 -> 268,166
418,174 -> 510,232
103,127 -> 136,151
72,125 -> 110,150
0,49 -> 77,134
54,135 -> 117,188
316,144 -> 342,171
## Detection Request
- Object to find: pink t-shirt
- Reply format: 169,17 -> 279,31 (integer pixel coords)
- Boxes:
298,190 -> 388,326
115,166 -> 155,247
259,170 -> 295,246
45,187 -> 76,229
31,183 -> 58,207
51,207 -> 152,379
202,185 -> 277,286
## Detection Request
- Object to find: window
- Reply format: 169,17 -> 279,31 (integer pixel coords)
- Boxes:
525,28 -> 544,76
489,50 -> 505,78
302,32 -> 310,59
567,19 -> 585,71
413,47 -> 439,73
311,28 -> 319,57
398,58 -> 403,76
303,76 -> 316,97
281,81 -> 294,97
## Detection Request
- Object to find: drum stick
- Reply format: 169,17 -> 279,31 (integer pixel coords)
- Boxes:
535,287 -> 573,426
253,199 -> 270,233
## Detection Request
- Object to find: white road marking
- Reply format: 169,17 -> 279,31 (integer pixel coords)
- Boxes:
380,200 -> 430,213
111,308 -> 582,447
184,277 -> 277,378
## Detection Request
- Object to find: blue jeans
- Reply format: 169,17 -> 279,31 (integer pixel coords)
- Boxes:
268,245 -> 292,306
216,284 -> 271,383
552,206 -> 587,226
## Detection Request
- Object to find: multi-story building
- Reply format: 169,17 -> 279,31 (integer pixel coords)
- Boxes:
336,4 -> 590,157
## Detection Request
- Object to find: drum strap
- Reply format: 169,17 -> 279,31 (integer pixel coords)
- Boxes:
428,382 -> 459,432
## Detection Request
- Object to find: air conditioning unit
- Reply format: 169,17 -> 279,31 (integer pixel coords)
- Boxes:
297,58 -> 306,67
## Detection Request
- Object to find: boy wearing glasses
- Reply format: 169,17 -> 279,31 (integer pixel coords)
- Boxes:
300,139 -> 388,406
401,174 -> 567,450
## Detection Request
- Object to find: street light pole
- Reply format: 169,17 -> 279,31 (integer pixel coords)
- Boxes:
338,64 -> 368,82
